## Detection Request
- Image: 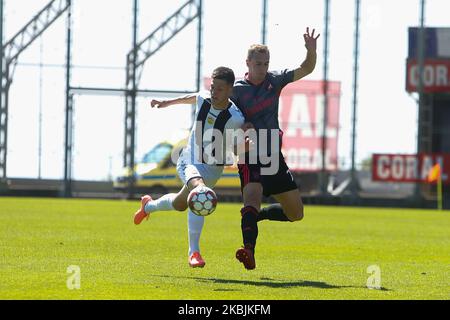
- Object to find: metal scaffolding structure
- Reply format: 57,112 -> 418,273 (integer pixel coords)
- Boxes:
123,0 -> 202,198
0,0 -> 388,200
1,0 -> 70,180
0,0 -> 204,197
0,0 -> 439,206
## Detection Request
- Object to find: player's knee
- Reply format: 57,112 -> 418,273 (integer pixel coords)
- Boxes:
187,177 -> 204,190
243,192 -> 262,210
290,210 -> 304,222
172,198 -> 188,211
287,204 -> 304,222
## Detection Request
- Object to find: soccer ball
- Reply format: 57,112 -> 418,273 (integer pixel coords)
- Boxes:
187,185 -> 218,216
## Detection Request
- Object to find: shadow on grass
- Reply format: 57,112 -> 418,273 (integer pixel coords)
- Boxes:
150,275 -> 390,291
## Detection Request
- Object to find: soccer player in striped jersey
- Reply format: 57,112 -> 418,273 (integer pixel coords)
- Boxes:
133,66 -> 245,268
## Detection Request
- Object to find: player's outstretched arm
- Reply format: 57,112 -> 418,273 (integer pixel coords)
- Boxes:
150,93 -> 197,109
293,27 -> 320,82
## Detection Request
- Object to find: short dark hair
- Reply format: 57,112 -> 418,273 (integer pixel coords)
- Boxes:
212,66 -> 235,85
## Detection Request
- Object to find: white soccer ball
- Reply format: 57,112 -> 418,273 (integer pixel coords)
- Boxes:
187,185 -> 218,216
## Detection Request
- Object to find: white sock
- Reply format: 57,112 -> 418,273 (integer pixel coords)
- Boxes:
144,194 -> 176,213
188,209 -> 204,256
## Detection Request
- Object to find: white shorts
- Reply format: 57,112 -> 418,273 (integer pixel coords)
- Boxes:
177,150 -> 223,188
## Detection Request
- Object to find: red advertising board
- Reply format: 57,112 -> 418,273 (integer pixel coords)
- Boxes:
372,153 -> 450,184
279,80 -> 341,171
406,59 -> 450,93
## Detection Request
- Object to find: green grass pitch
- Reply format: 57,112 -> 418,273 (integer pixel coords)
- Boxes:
0,196 -> 449,300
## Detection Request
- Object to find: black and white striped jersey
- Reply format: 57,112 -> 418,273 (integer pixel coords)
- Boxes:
184,92 -> 245,166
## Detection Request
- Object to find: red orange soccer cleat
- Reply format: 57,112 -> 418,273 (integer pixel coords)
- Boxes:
235,246 -> 256,270
133,195 -> 152,225
189,251 -> 206,268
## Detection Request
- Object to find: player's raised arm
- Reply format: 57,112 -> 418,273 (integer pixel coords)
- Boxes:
150,93 -> 197,109
293,27 -> 320,82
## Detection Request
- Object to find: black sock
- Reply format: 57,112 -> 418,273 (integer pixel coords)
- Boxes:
257,204 -> 291,222
241,206 -> 258,252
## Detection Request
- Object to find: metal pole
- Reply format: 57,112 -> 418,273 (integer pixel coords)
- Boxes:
350,0 -> 361,197
193,0 -> 203,126
64,0 -> 72,197
414,0 -> 426,201
0,0 -> 4,179
2,66 -> 9,180
261,0 -> 268,44
417,0 -> 426,152
196,0 -> 202,93
127,0 -> 138,199
38,37 -> 43,179
0,0 -> 3,91
321,0 -> 330,195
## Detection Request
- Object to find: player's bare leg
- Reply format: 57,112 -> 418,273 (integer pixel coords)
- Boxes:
272,188 -> 304,222
186,177 -> 206,191
242,182 -> 263,212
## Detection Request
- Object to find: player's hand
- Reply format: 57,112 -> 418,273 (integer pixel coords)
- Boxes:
240,122 -> 256,153
235,136 -> 255,156
244,136 -> 256,153
304,27 -> 320,51
150,99 -> 170,108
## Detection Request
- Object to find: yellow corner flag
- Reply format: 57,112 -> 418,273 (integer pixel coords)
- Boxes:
427,163 -> 441,183
427,163 -> 442,210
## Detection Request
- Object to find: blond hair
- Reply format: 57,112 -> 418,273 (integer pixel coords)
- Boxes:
247,44 -> 270,60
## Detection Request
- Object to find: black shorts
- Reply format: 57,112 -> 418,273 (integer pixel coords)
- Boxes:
237,153 -> 298,197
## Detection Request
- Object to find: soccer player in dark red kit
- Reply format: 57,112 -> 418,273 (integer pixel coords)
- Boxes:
232,27 -> 320,270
